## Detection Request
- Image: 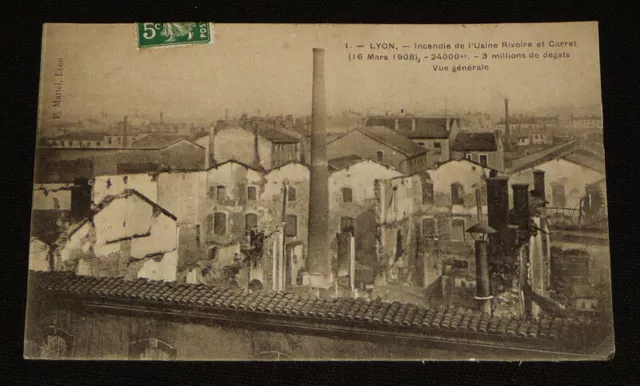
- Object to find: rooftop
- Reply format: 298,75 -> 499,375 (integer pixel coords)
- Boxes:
55,132 -> 110,141
259,127 -> 299,144
30,270 -> 603,350
348,126 -> 427,158
366,116 -> 458,139
506,139 -> 581,173
451,132 -> 499,152
328,155 -> 363,171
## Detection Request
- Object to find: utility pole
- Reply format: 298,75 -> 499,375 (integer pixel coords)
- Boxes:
281,183 -> 288,291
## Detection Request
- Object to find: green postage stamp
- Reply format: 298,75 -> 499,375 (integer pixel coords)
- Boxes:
137,22 -> 212,49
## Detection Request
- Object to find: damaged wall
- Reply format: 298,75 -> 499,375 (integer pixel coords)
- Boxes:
329,161 -> 402,277
57,192 -> 179,282
32,183 -> 73,210
262,163 -> 310,288
375,173 -> 436,289
428,159 -> 492,213
29,238 -> 50,272
93,173 -> 158,205
204,127 -> 274,169
157,171 -> 206,272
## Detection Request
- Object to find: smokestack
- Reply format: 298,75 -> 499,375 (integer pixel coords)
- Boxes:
208,123 -> 216,168
160,112 -> 164,131
512,184 -> 530,228
253,123 -> 261,169
122,116 -> 128,148
533,169 -> 546,200
307,48 -> 331,282
475,187 -> 483,222
475,239 -> 492,314
486,176 -> 509,232
504,98 -> 510,146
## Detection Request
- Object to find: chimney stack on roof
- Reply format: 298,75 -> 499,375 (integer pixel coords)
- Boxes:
253,122 -> 261,169
532,169 -> 546,201
504,98 -> 510,147
512,184 -> 530,228
122,116 -> 128,148
486,176 -> 510,233
208,123 -> 216,168
307,48 -> 332,284
474,239 -> 492,315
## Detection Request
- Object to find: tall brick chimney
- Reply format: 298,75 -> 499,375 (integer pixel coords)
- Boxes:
122,116 -> 128,148
504,98 -> 510,148
208,123 -> 216,168
307,48 -> 331,284
253,122 -> 261,169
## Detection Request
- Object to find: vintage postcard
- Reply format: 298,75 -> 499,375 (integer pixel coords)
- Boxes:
25,22 -> 613,361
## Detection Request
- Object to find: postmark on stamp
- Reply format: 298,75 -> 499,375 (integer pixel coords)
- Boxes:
137,22 -> 212,49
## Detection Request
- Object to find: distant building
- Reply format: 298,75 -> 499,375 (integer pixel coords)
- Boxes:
496,115 -> 559,149
570,115 -> 603,130
195,126 -> 301,170
450,131 -> 505,171
365,116 -> 460,167
327,126 -> 428,174
515,133 -> 554,147
507,140 -> 606,211
496,115 -> 560,132
35,138 -> 206,180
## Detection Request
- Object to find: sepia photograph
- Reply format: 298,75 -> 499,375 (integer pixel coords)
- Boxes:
24,22 -> 613,361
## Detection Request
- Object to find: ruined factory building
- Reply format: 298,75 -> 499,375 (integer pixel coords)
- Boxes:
52,189 -> 180,282
26,23 -> 613,361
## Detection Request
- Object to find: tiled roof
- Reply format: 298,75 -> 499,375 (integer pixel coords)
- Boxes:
31,271 -> 600,346
506,139 -> 581,173
561,152 -> 605,174
366,116 -> 458,139
357,126 -> 427,158
328,155 -> 363,171
451,132 -> 498,152
259,128 -> 299,143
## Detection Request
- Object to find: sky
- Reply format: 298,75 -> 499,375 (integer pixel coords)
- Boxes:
38,22 -> 602,126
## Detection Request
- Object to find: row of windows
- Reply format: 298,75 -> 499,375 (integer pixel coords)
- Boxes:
421,217 -> 466,242
464,153 -> 489,166
338,216 -> 465,242
416,142 -> 442,155
215,185 -> 297,202
273,143 -> 299,153
409,155 -> 428,172
212,212 -> 298,237
49,137 -> 125,147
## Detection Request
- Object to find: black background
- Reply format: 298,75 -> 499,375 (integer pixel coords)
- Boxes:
2,1 -> 639,384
